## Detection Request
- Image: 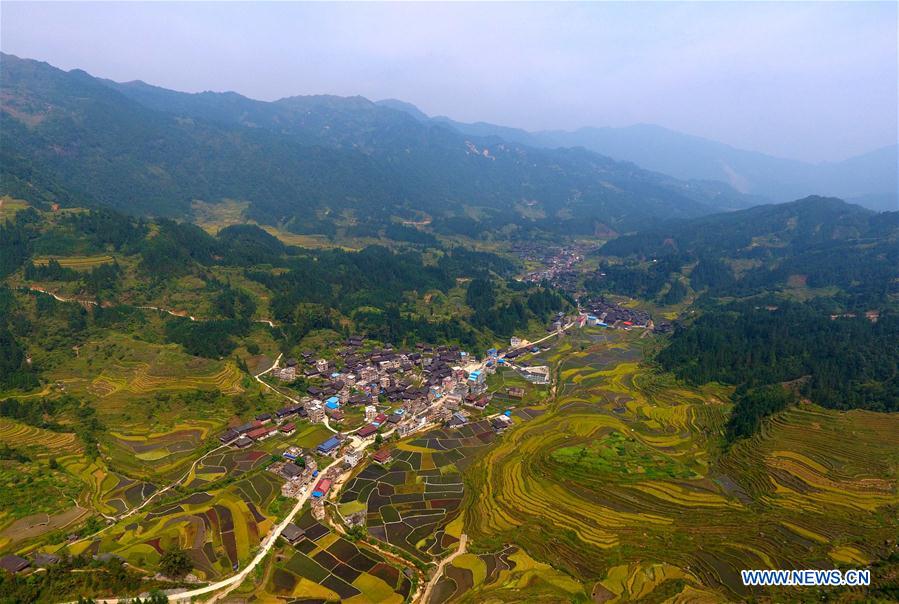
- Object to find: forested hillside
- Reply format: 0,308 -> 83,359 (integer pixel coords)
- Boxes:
591,196 -> 898,306
0,203 -> 568,396
384,100 -> 898,211
0,53 -> 754,239
587,197 -> 899,439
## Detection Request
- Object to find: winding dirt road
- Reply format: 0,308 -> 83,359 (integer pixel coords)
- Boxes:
420,534 -> 468,604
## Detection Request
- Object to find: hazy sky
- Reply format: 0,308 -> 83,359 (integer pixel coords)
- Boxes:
2,2 -> 896,163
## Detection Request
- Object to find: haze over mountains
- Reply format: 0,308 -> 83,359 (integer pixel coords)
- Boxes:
3,53 -> 771,240
1,52 -> 895,249
379,100 -> 899,212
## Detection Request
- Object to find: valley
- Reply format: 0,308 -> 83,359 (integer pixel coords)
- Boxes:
0,39 -> 897,603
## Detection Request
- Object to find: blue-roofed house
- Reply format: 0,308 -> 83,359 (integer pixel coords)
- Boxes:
325,396 -> 340,410
316,436 -> 341,455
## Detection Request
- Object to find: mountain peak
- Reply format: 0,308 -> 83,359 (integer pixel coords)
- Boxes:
375,98 -> 429,121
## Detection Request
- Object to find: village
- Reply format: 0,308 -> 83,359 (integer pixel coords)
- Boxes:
215,335 -> 526,515
515,242 -> 592,292
214,295 -> 665,513
0,298 -> 671,592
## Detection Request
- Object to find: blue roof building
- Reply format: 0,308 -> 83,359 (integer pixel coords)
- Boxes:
316,436 -> 341,454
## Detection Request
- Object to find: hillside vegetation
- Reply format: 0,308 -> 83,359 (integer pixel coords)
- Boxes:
1,53 -> 753,238
590,196 -> 899,440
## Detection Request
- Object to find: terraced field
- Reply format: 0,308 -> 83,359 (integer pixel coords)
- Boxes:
251,509 -> 414,602
0,196 -> 29,218
461,328 -> 899,601
49,335 -> 245,417
183,449 -> 270,489
32,254 -> 116,270
339,420 -> 501,564
0,421 -> 88,548
0,422 -> 162,519
104,421 -> 220,483
431,545 -> 585,603
0,418 -> 162,546
64,471 -> 283,580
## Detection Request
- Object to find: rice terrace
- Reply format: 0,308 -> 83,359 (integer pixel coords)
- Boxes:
2,7 -> 899,601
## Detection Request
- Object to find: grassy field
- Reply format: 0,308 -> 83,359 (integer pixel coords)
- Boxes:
459,327 -> 899,601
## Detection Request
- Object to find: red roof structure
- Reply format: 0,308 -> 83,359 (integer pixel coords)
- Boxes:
313,478 -> 332,497
357,424 -> 378,438
247,426 -> 276,440
372,448 -> 394,464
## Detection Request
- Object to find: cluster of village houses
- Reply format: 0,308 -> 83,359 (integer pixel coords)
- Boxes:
0,304 -> 668,577
216,336 -> 522,503
579,295 -> 674,333
216,302 -> 661,507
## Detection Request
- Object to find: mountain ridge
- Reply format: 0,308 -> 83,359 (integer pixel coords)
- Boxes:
0,52 -> 759,239
380,101 -> 898,211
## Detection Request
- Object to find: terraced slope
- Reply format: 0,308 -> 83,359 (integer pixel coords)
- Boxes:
461,329 -> 899,601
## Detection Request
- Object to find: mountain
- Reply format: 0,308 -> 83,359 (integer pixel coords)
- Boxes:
383,103 -> 898,212
597,196 -> 899,306
0,53 -> 757,238
535,126 -> 899,210
600,195 -> 888,257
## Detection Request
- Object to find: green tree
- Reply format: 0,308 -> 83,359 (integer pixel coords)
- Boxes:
158,548 -> 192,579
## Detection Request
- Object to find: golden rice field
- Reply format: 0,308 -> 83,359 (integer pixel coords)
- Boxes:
0,418 -> 132,548
460,329 -> 899,601
0,423 -> 156,520
103,420 -> 222,484
59,472 -> 282,580
0,418 -> 81,453
432,545 -> 586,603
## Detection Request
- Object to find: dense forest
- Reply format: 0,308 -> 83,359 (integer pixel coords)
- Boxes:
657,300 -> 898,440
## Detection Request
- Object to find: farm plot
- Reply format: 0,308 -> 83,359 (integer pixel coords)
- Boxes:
67,474 -> 281,580
260,509 -> 412,602
32,254 -> 116,270
105,423 -> 217,483
183,449 -> 269,488
431,545 -> 585,604
462,330 -> 899,601
0,418 -> 107,546
340,419 -> 500,564
47,334 -> 244,417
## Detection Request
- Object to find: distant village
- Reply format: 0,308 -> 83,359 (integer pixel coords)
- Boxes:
516,242 -> 590,292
